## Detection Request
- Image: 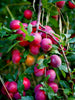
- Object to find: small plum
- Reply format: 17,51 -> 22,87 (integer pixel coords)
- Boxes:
17,37 -> 29,47
68,1 -> 75,9
30,45 -> 40,55
25,54 -> 35,66
52,15 -> 58,21
56,1 -> 65,8
34,64 -> 45,77
12,54 -> 21,64
10,20 -> 21,30
14,92 -> 21,100
31,33 -> 42,45
1,81 -> 10,95
50,55 -> 61,68
41,38 -> 52,52
12,49 -> 20,56
46,69 -> 56,82
7,81 -> 17,93
22,23 -> 28,28
35,90 -> 47,100
48,82 -> 58,93
34,84 -> 43,93
23,77 -> 31,90
24,9 -> 32,19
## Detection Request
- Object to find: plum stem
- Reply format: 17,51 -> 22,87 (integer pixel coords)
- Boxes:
36,0 -> 42,32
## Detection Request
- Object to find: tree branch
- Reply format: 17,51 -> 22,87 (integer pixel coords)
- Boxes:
36,0 -> 42,32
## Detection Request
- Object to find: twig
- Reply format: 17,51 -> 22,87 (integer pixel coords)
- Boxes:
38,29 -> 71,79
36,0 -> 42,32
6,6 -> 14,20
0,75 -> 12,100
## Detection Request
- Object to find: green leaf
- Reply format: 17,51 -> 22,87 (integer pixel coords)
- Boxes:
24,65 -> 35,74
37,59 -> 46,69
68,37 -> 75,43
7,34 -> 21,40
27,24 -> 32,35
2,26 -> 12,33
67,54 -> 75,62
60,80 -> 70,88
43,58 -> 51,67
68,97 -> 75,100
43,75 -> 50,82
25,35 -> 34,42
21,96 -> 34,100
7,41 -> 20,52
60,70 -> 66,78
64,89 -> 71,95
19,23 -> 28,35
59,63 -> 68,73
23,50 -> 29,58
17,79 -> 24,94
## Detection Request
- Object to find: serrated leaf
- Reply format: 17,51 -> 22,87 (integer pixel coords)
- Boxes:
27,24 -> 32,35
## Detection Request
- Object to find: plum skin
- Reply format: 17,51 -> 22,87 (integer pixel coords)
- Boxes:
35,90 -> 47,100
46,69 -> 56,82
34,84 -> 43,93
48,82 -> 58,93
23,77 -> 31,90
41,38 -> 52,52
50,55 -> 61,68
7,81 -> 17,93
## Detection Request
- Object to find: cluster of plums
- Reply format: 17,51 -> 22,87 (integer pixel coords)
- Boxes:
9,18 -> 60,64
33,54 -> 61,100
1,77 -> 31,99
